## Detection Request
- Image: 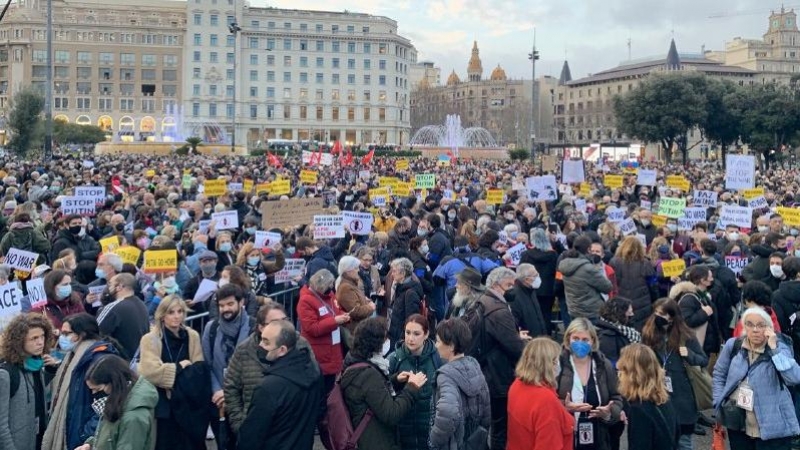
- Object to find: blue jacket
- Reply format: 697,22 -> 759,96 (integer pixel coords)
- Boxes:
432,251 -> 499,289
66,341 -> 120,450
712,337 -> 800,440
202,311 -> 252,392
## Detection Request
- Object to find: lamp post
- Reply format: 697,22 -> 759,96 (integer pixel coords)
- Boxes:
527,30 -> 539,159
44,0 -> 53,159
228,22 -> 241,154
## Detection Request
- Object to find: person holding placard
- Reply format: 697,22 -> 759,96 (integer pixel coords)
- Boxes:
33,270 -> 85,329
236,242 -> 285,299
0,213 -> 50,266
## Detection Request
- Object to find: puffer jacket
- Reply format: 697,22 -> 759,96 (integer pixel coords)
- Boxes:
388,340 -> 443,450
389,277 -> 424,344
49,228 -> 101,263
713,337 -> 800,440
772,280 -> 800,333
609,257 -> 655,329
224,332 -> 317,433
297,285 -> 344,375
0,223 -> 51,263
672,281 -> 721,355
303,245 -> 337,284
558,254 -> 613,320
429,356 -> 491,450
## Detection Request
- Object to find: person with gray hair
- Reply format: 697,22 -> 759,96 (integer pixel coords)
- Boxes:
464,265 -> 525,450
86,252 -> 125,313
521,227 -> 561,335
96,272 -> 149,360
506,263 -> 549,339
388,257 -> 424,345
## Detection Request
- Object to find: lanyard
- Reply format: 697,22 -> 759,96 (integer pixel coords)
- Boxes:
662,349 -> 673,369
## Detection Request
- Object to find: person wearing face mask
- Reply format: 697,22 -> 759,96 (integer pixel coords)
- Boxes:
507,337 -> 574,450
743,232 -> 787,286
42,313 -> 120,450
418,213 -> 453,271
716,225 -> 750,257
388,258 -> 425,346
0,313 -> 56,450
234,217 -> 260,246
33,269 -> 85,329
336,256 -> 377,341
183,251 -> 221,311
236,242 -> 286,299
146,275 -> 182,316
213,231 -> 236,272
636,209 -> 657,247
557,318 -> 624,450
672,266 -> 720,367
596,297 -> 642,367
765,253 -> 787,291
237,319 -> 323,450
50,214 -> 101,264
558,236 -> 614,322
505,264 -> 548,339
96,273 -> 149,361
643,298 -> 708,450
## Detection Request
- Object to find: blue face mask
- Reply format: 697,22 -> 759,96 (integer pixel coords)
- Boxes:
245,227 -> 257,235
57,285 -> 72,300
220,243 -> 232,253
95,268 -> 106,279
24,356 -> 44,372
247,256 -> 260,266
59,334 -> 76,352
570,340 -> 592,358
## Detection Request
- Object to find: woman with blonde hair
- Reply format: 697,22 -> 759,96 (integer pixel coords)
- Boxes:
649,236 -> 678,298
138,295 -> 209,450
507,337 -> 574,450
617,343 -> 679,450
610,236 -> 657,330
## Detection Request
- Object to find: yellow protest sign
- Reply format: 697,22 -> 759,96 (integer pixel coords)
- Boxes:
677,179 -> 691,192
203,179 -> 227,197
256,183 -> 271,194
379,177 -> 401,192
777,207 -> 800,227
395,159 -> 409,171
300,170 -> 318,184
269,179 -> 291,196
99,237 -> 120,254
580,183 -> 592,197
143,250 -> 178,274
622,167 -> 638,174
113,246 -> 141,266
604,175 -> 624,189
369,187 -> 390,199
243,179 -> 254,193
652,215 -> 668,228
394,182 -> 412,197
486,189 -> 504,205
743,188 -> 764,200
146,169 -> 156,177
662,259 -> 687,278
665,175 -> 691,192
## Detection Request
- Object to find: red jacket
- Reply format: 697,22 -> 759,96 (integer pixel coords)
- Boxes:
32,295 -> 85,330
507,379 -> 574,450
297,285 -> 344,376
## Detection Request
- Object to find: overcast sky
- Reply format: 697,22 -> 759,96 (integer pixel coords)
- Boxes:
255,0 -> 791,82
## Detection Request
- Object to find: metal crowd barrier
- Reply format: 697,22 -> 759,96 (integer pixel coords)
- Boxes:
183,285 -> 302,330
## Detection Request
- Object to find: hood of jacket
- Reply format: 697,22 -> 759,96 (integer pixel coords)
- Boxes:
124,376 -> 159,412
264,346 -> 320,389
75,341 -> 119,371
669,281 -> 697,300
395,276 -> 424,299
777,280 -> 800,306
697,255 -> 720,269
312,245 -> 336,264
753,244 -> 774,258
437,356 -> 485,397
558,255 -> 593,277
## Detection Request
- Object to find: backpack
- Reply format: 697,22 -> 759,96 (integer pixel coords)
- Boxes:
320,362 -> 373,450
463,301 -> 501,364
460,385 -> 489,450
0,362 -> 21,398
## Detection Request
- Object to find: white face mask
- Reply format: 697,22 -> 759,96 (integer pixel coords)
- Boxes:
771,265 -> 784,278
758,225 -> 769,233
218,278 -> 229,287
554,359 -> 562,378
531,276 -> 542,289
381,339 -> 390,356
728,232 -> 740,241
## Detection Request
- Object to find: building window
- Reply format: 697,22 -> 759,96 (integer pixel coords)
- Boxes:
267,38 -> 275,50
363,91 -> 371,101
192,103 -> 200,116
316,73 -> 323,83
284,38 -> 291,50
300,40 -> 308,50
193,68 -> 201,79
332,25 -> 339,33
300,72 -> 308,83
267,55 -> 275,66
332,74 -> 340,84
283,88 -> 291,99
209,52 -> 218,63
347,25 -> 354,33
364,75 -> 371,85
194,33 -> 202,45
226,69 -> 233,80
55,50 -> 70,63
267,71 -> 275,82
379,60 -> 386,70
300,56 -> 308,67
283,72 -> 291,82
300,105 -> 307,119
267,104 -> 274,118
364,107 -> 370,121
316,40 -> 324,51
332,107 -> 339,121
347,90 -> 355,101
332,58 -> 340,69
226,85 -> 234,97
249,87 -> 257,97
225,103 -> 233,118
347,42 -> 356,53
227,35 -> 234,47
332,89 -> 339,100
194,13 -> 202,25
284,56 -> 292,66
210,14 -> 218,26
364,60 -> 371,70
364,43 -> 371,53
193,51 -> 201,62
379,75 -> 386,85
209,34 -> 218,46
347,74 -> 355,84
316,106 -> 323,120
348,59 -> 355,69
316,24 -> 323,32
250,70 -> 258,81
379,107 -> 386,121
209,103 -> 217,117
250,54 -> 258,65
379,44 -> 387,54
315,89 -> 323,100
249,37 -> 258,48
283,105 -> 291,119
267,87 -> 275,98
250,104 -> 257,118
251,20 -> 260,28
193,84 -> 200,96
121,53 -> 135,65
332,41 -> 340,52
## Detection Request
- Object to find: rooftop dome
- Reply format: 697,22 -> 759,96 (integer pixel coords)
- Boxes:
490,64 -> 507,81
446,70 -> 461,86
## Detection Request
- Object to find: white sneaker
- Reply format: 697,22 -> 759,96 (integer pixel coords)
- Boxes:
206,425 -> 215,440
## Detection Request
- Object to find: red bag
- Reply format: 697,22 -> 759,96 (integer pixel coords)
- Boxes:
320,363 -> 374,450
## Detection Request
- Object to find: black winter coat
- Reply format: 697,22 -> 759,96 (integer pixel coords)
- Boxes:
626,400 -> 679,450
50,228 -> 101,263
773,280 -> 800,333
506,281 -> 548,338
609,257 -> 655,330
389,277 -> 424,344
651,337 -> 707,425
519,247 -> 558,298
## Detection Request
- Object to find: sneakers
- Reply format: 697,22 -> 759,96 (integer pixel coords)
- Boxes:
206,425 -> 215,440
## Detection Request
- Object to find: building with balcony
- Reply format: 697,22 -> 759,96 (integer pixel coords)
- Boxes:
0,0 -> 185,142
184,0 -> 416,147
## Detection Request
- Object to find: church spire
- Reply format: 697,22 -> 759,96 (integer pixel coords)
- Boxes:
558,61 -> 572,85
665,38 -> 681,70
467,40 -> 483,82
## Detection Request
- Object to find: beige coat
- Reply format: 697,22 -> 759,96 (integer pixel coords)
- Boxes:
336,274 -> 374,332
138,326 -> 204,390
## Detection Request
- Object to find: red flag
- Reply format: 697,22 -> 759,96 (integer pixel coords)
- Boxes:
311,147 -> 323,166
331,140 -> 342,156
361,149 -> 375,165
267,151 -> 283,168
342,147 -> 353,166
446,149 -> 457,164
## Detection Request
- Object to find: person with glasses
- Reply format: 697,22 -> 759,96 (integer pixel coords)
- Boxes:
713,307 -> 800,450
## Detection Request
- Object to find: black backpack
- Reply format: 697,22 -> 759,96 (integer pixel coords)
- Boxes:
0,362 -> 21,398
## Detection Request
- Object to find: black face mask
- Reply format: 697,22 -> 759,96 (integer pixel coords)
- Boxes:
92,391 -> 108,401
69,225 -> 82,235
256,346 -> 270,365
654,315 -> 671,329
188,210 -> 196,219
114,223 -> 125,232
588,254 -> 602,264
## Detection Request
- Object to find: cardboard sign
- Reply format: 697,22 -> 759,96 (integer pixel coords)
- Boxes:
342,211 -> 374,235
415,174 -> 436,189
0,283 -> 23,332
394,182 -> 413,197
652,215 -> 668,228
275,258 -> 306,283
212,211 -> 239,231
379,177 -> 401,191
777,207 -> 800,227
666,175 -> 690,192
75,186 -> 106,205
506,243 -> 526,267
693,190 -> 718,208
658,198 -> 686,219
61,196 -> 96,216
4,248 -> 39,272
684,207 -> 707,221
742,188 -> 764,200
113,246 -> 141,265
604,175 -> 624,189
575,198 -> 587,213
26,278 -> 47,310
99,237 -> 120,254
748,196 -> 769,209
300,170 -> 318,184
269,179 -> 291,196
725,256 -> 748,276
395,159 -> 409,171
725,155 -> 756,190
254,231 -> 283,249
636,169 -> 657,186
526,176 -> 558,201
261,198 -> 325,229
580,183 -> 592,197
243,179 -> 254,193
719,205 -> 753,229
313,215 -> 345,239
486,189 -> 505,205
562,160 -> 586,184
662,259 -> 687,278
619,218 -> 637,236
606,207 -> 625,223
182,174 -> 192,189
203,179 -> 227,197
143,250 -> 178,273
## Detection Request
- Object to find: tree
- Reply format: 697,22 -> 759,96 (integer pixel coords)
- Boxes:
733,84 -> 800,169
186,137 -> 203,154
700,79 -> 741,168
613,72 -> 708,165
7,87 -> 44,154
53,121 -> 106,145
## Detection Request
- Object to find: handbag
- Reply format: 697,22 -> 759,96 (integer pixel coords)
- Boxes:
717,396 -> 746,431
684,361 -> 713,410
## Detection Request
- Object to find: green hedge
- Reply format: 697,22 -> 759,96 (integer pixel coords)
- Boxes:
508,148 -> 531,161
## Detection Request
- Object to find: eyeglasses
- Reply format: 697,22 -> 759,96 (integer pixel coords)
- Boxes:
744,322 -> 768,330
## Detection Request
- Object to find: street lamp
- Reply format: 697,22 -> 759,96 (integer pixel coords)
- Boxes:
527,31 -> 539,159
228,22 -> 241,154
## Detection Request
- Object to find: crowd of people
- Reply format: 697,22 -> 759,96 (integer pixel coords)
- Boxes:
2,149 -> 800,450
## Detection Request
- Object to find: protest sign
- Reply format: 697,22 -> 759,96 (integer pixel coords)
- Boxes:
254,231 -> 283,249
666,176 -> 690,192
636,169 -> 657,186
4,248 -> 38,272
227,183 -> 243,193
358,170 -> 371,180
693,190 -> 718,208
0,283 -> 23,332
580,183 -> 592,197
203,179 -> 227,197
143,250 -> 178,273
641,200 -> 652,210
742,188 -> 764,200
748,196 -> 769,209
113,246 -> 141,265
561,160 -> 586,184
574,198 -> 587,213
635,234 -> 647,247
415,174 -> 436,189
662,259 -> 687,278
486,189 -> 505,205
61,197 -> 96,216
652,215 -> 668,228
342,211 -> 374,235
193,279 -> 218,303
75,186 -> 106,205
300,170 -> 318,184
255,183 -> 272,195
684,207 -> 707,221
261,198 -> 325,229
269,179 -> 291,195
658,198 -> 686,219
719,205 -> 753,229
506,243 -> 526,267
725,256 -> 748,276
182,174 -> 192,189
725,155 -> 756,190
275,259 -> 306,283
678,218 -> 700,231
395,159 -> 409,171
604,175 -> 624,189
243,179 -> 254,193
526,176 -> 558,201
99,237 -> 120,254
379,177 -> 401,192
369,187 -> 390,202
606,207 -> 625,223
313,215 -> 345,239
212,211 -> 239,231
619,218 -> 637,236
26,278 -> 46,310
394,182 -> 413,197
777,207 -> 800,227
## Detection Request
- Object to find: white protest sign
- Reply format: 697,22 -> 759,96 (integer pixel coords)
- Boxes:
358,170 -> 371,181
301,150 -> 334,166
719,204 -> 753,229
313,215 -> 345,239
211,211 -> 239,230
526,175 -> 558,201
692,190 -> 718,208
619,218 -> 637,235
198,220 -> 211,234
748,196 -> 769,209
88,285 -> 106,308
5,248 -> 39,272
275,258 -> 306,283
725,155 -> 756,190
684,207 -> 707,221
606,207 -> 625,223
342,211 -> 373,235
82,160 -> 95,169
678,218 -> 701,231
26,278 -> 47,310
641,200 -> 652,211
0,283 -> 23,332
75,186 -> 106,205
635,234 -> 647,247
498,231 -> 509,245
61,196 -> 96,216
228,183 -> 243,192
574,198 -> 587,213
372,196 -> 386,207
725,256 -> 748,276
637,169 -> 657,186
193,279 -> 218,303
561,159 -> 586,184
254,231 -> 283,249
506,243 -> 526,267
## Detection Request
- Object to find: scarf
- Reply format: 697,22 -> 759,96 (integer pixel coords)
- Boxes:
217,310 -> 246,364
41,339 -> 95,450
369,353 -> 390,376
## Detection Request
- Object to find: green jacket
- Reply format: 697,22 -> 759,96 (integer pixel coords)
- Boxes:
86,377 -> 158,450
0,224 -> 51,263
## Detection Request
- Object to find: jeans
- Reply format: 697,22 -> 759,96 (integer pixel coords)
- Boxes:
678,432 -> 694,450
728,429 -> 793,450
489,396 -> 508,450
558,296 -> 571,326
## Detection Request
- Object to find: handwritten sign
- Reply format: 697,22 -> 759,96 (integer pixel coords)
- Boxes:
637,169 -> 657,186
725,155 -> 756,190
261,198 -> 325,229
652,215 -> 668,228
693,190 -> 718,208
61,197 -> 96,216
143,250 -> 178,274
75,186 -> 106,205
342,211 -> 374,236
604,175 -> 624,189
662,259 -> 687,278
742,188 -> 764,200
606,207 -> 625,223
395,159 -> 409,171
203,179 -> 227,197
684,207 -> 707,221
506,243 -> 526,267
0,283 -> 23,332
300,170 -> 318,184
580,183 -> 592,197
99,237 -> 120,254
112,246 -> 141,265
415,174 -> 436,189
211,210 -> 239,231
748,196 -> 769,209
526,176 -> 558,201
4,248 -> 38,272
394,182 -> 413,197
26,278 -> 46,310
313,215 -> 345,239
256,183 -> 272,195
275,259 -> 307,284
243,179 -> 254,193
658,197 -> 686,219
724,256 -> 748,276
719,205 -> 753,229
486,189 -> 505,205
619,218 -> 637,236
666,176 -> 690,192
777,207 -> 800,227
379,177 -> 401,192
562,160 -> 586,184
